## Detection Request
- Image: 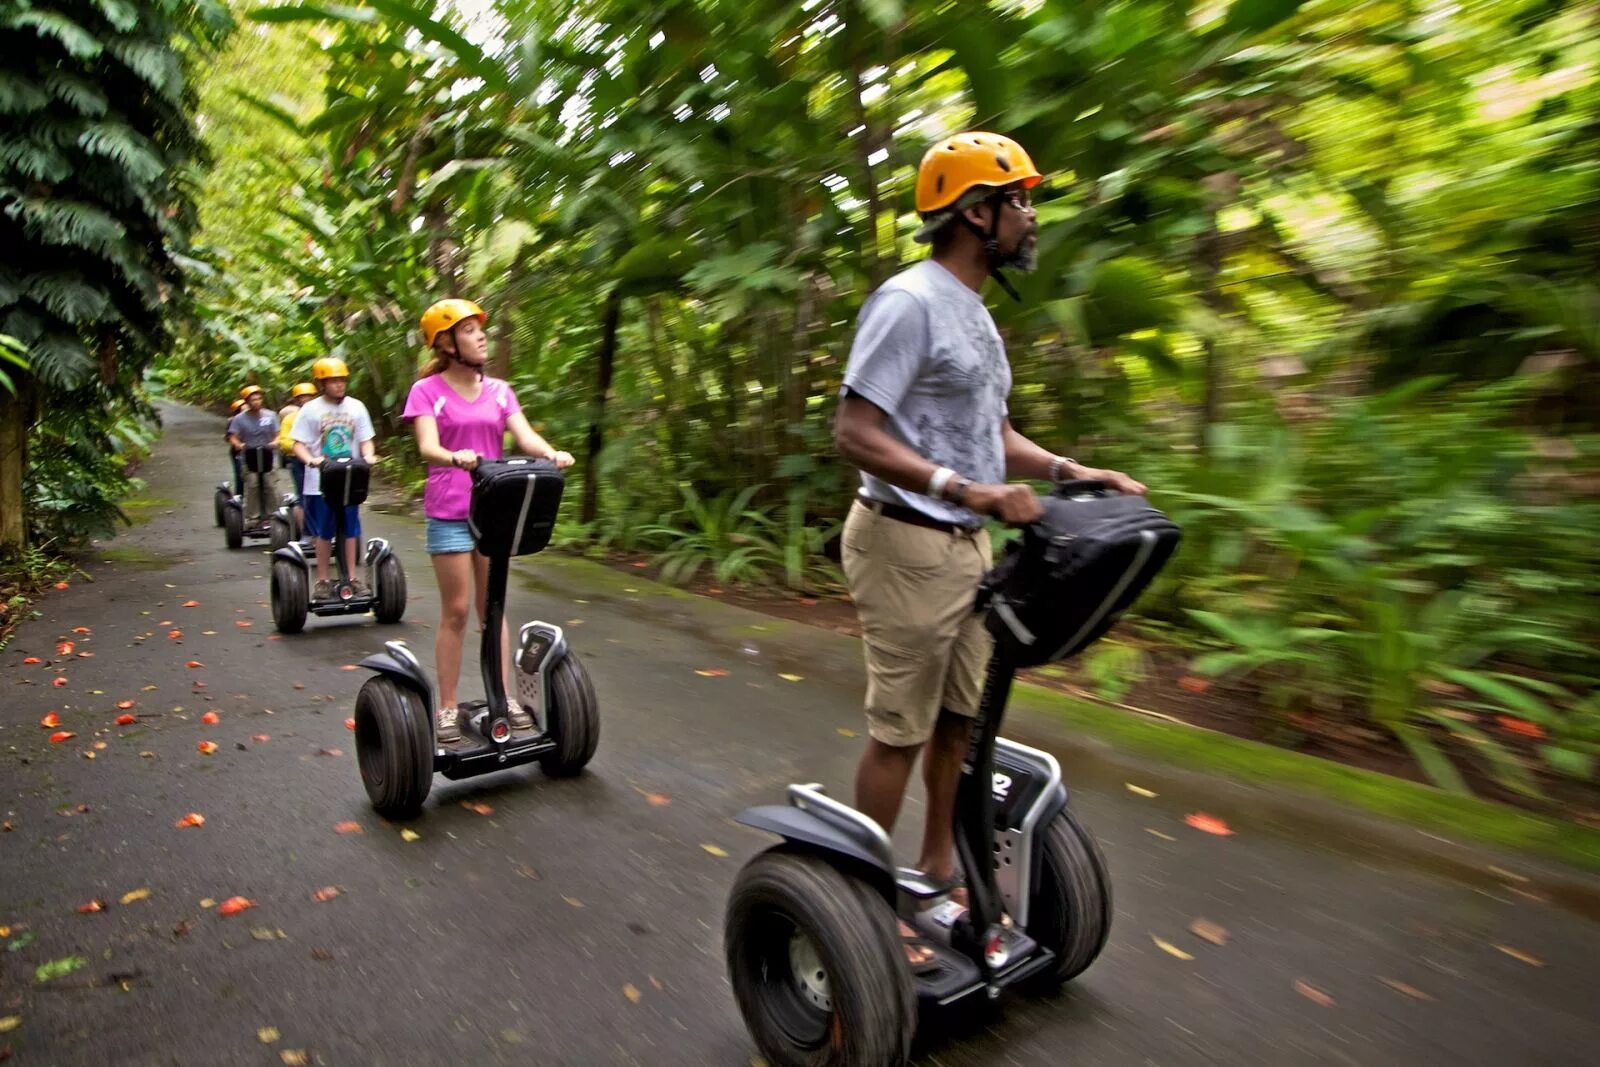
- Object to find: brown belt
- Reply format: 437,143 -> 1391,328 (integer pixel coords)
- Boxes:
856,495 -> 980,536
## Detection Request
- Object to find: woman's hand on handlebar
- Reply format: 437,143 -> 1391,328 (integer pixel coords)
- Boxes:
549,450 -> 575,470
307,455 -> 323,468
963,483 -> 1044,525
449,449 -> 479,471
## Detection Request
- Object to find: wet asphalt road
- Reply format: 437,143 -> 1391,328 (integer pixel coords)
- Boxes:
2,401 -> 1599,1066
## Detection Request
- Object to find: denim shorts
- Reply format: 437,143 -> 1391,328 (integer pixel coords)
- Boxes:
425,517 -> 476,555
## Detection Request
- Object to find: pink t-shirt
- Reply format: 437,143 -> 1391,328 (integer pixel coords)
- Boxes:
402,374 -> 523,520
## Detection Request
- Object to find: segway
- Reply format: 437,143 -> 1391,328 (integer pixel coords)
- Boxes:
222,445 -> 283,550
268,496 -> 303,551
269,457 -> 406,633
352,457 -> 599,817
724,482 -> 1180,1065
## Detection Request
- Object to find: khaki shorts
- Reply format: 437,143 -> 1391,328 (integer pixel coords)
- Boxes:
842,499 -> 992,747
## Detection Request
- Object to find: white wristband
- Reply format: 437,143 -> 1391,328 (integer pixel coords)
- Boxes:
927,466 -> 956,500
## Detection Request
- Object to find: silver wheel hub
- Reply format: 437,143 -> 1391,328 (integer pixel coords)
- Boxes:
788,930 -> 831,1012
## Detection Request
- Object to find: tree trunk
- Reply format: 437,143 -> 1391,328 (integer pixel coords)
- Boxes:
0,378 -> 33,553
849,55 -> 889,287
581,287 -> 622,526
425,202 -> 464,295
1193,175 -> 1239,458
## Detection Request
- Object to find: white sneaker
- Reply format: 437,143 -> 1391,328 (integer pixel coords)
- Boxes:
507,698 -> 534,732
437,704 -> 461,743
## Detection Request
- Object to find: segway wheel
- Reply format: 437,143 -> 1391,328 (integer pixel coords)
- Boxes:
726,850 -> 915,1067
223,503 -> 244,549
536,652 -> 599,777
373,554 -> 407,624
213,487 -> 228,528
269,514 -> 292,552
270,557 -> 309,634
354,675 -> 432,818
1020,808 -> 1113,991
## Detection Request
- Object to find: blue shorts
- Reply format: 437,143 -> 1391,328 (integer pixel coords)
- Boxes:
287,457 -> 306,500
425,517 -> 476,555
303,494 -> 362,542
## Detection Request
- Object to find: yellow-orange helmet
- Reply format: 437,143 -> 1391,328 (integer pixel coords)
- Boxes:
420,298 -> 487,347
914,132 -> 1042,216
240,384 -> 264,399
312,357 -> 350,381
229,398 -> 246,414
290,382 -> 317,399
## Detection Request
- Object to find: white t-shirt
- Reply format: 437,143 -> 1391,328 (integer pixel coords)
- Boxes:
290,395 -> 375,497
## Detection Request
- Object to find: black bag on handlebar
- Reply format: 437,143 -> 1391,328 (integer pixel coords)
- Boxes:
318,457 -> 369,508
242,445 -> 276,473
979,481 -> 1181,667
468,458 -> 565,558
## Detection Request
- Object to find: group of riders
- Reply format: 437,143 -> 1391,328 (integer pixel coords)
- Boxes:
219,131 -> 1145,959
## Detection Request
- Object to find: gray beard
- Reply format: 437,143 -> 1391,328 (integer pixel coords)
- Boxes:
997,241 -> 1037,272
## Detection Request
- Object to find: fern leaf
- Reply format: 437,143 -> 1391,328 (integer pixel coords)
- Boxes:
0,72 -> 49,114
45,71 -> 109,118
107,38 -> 184,101
78,123 -> 166,184
7,11 -> 104,60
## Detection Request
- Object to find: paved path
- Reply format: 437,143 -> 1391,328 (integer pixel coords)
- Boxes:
2,401 -> 1597,1065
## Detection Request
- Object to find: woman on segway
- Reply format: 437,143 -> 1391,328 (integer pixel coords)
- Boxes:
403,298 -> 574,744
226,396 -> 247,496
278,382 -> 316,536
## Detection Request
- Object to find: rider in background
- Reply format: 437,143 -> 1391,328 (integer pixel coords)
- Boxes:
403,298 -> 574,743
290,358 -> 377,601
226,385 -> 280,526
278,381 -> 316,537
226,396 -> 246,497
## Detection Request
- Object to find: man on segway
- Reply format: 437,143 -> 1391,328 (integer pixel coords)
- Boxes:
227,385 -> 280,529
834,131 -> 1146,960
290,358 -> 377,601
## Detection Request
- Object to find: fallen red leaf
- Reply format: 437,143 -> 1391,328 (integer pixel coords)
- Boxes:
695,668 -> 730,678
55,581 -> 69,590
218,896 -> 255,916
56,641 -> 74,655
344,718 -> 355,730
185,661 -> 204,669
316,748 -> 342,757
40,712 -> 60,728
115,699 -> 135,709
312,886 -> 341,902
632,561 -> 648,568
339,664 -> 357,671
76,651 -> 93,658
201,711 -> 219,725
799,597 -> 818,606
1496,715 -> 1546,739
645,793 -> 672,807
333,821 -> 362,834
1294,979 -> 1335,1007
252,734 -> 271,743
158,621 -> 172,627
22,656 -> 41,665
52,677 -> 67,688
182,600 -> 199,608
1177,675 -> 1211,694
236,620 -> 252,628
169,630 -> 184,640
72,626 -> 90,634
49,730 -> 74,743
1185,813 -> 1236,836
174,812 -> 205,828
461,802 -> 493,815
77,898 -> 107,914
197,741 -> 218,755
115,714 -> 137,726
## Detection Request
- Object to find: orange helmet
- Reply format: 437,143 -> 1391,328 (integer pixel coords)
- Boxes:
312,357 -> 349,381
229,398 -> 246,414
238,384 -> 262,399
290,382 -> 317,399
914,132 -> 1042,216
421,298 -> 486,347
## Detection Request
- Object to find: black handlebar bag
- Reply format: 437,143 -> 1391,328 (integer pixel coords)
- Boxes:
318,457 -> 370,508
468,458 -> 565,558
242,445 -> 276,473
980,482 -> 1181,668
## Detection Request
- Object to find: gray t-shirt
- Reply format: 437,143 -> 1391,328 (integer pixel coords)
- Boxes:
228,408 -> 280,450
840,259 -> 1012,527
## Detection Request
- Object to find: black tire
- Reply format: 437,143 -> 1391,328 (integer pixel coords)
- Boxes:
726,850 -> 915,1067
269,514 -> 292,552
270,558 -> 309,635
213,487 -> 228,528
1021,808 -> 1113,992
223,502 -> 244,549
354,675 -> 433,818
373,555 -> 406,624
537,652 -> 600,776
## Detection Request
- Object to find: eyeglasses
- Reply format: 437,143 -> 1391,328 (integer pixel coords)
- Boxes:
1000,190 -> 1033,211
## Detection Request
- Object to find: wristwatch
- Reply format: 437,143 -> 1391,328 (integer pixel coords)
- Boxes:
1049,455 -> 1077,483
